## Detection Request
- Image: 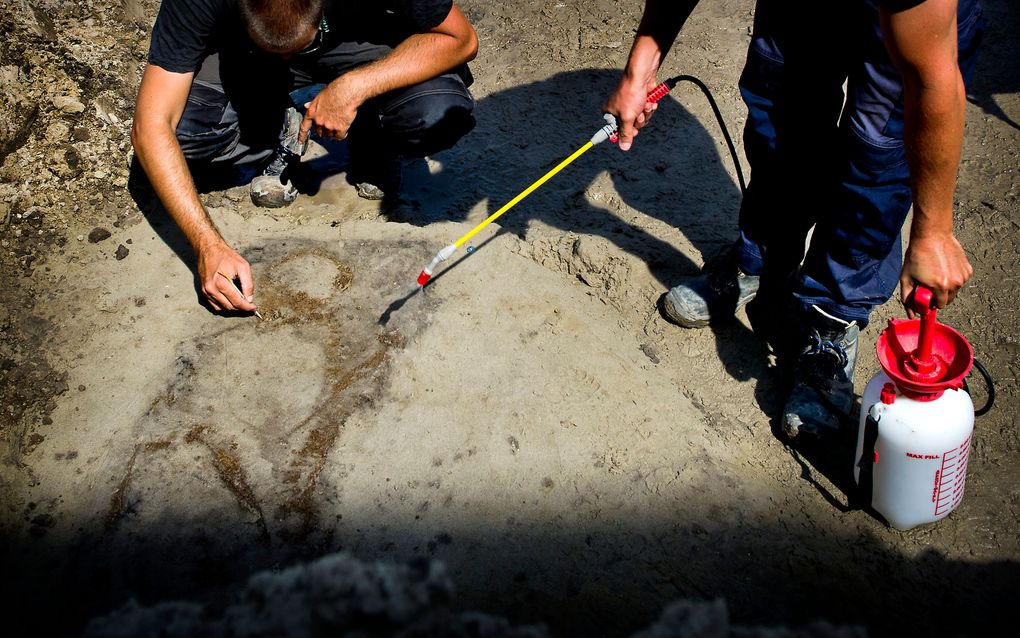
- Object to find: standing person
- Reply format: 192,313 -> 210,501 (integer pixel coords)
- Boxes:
604,0 -> 983,437
132,0 -> 477,314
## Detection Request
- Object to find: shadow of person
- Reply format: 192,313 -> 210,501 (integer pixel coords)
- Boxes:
966,0 -> 1020,131
126,156 -> 192,266
386,67 -> 776,391
391,69 -> 739,283
773,406 -> 869,515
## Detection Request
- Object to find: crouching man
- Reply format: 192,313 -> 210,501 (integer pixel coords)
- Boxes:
132,0 -> 477,313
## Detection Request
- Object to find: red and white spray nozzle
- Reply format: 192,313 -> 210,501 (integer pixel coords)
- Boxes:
417,243 -> 456,287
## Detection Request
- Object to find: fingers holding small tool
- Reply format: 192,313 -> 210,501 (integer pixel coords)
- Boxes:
215,271 -> 262,319
196,242 -> 261,317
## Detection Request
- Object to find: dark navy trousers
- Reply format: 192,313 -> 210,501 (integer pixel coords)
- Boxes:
174,40 -> 475,167
734,0 -> 984,327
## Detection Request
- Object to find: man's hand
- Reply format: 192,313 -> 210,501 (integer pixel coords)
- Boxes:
196,240 -> 258,313
605,1 -> 700,151
299,76 -> 363,143
604,74 -> 660,151
900,230 -> 972,316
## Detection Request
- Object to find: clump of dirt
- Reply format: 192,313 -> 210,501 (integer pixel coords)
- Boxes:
78,552 -> 866,638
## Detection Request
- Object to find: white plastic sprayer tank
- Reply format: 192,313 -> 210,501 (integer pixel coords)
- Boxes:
853,287 -> 976,531
855,373 -> 974,530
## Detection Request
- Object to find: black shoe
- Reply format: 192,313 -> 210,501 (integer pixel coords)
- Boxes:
781,305 -> 860,439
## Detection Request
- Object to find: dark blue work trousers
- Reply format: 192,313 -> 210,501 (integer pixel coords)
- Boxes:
174,41 -> 475,167
734,0 -> 984,327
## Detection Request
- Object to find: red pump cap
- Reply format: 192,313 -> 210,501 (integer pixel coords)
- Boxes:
875,286 -> 973,399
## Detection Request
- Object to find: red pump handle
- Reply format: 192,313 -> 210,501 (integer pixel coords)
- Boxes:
909,286 -> 938,372
910,286 -> 935,315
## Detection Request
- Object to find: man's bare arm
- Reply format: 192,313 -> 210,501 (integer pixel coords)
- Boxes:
300,2 -> 479,142
881,0 -> 972,311
131,64 -> 257,312
604,0 -> 701,150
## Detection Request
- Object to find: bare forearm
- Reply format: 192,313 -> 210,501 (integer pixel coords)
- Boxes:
880,1 -> 965,239
340,30 -> 476,104
902,66 -> 966,239
627,0 -> 701,74
132,123 -> 224,254
881,1 -> 972,308
300,5 -> 477,143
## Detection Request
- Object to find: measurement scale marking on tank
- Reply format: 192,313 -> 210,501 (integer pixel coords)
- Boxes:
934,436 -> 972,515
949,442 -> 971,507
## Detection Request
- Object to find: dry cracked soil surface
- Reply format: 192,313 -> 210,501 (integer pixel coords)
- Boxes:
1,1 -> 1018,637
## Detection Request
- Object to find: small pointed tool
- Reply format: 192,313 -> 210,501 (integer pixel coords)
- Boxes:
415,81 -> 676,287
217,271 -> 264,319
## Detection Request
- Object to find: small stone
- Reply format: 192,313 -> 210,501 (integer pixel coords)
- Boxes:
45,122 -> 70,142
640,343 -> 661,364
87,227 -> 111,243
52,96 -> 85,113
114,244 -> 129,260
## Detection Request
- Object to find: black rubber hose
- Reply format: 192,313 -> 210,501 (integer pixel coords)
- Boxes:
665,75 -> 747,195
964,358 -> 995,417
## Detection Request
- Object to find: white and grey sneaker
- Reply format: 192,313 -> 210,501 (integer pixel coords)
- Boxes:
249,152 -> 298,208
662,243 -> 760,328
249,107 -> 304,208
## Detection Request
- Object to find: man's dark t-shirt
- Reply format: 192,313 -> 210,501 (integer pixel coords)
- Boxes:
148,0 -> 455,73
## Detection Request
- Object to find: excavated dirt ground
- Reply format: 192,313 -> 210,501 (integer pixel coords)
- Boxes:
1,1 -> 1017,637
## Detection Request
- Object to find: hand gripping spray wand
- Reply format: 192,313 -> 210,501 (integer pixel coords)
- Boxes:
415,81 -> 677,287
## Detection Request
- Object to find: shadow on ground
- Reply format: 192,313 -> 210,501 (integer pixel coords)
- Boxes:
3,507 -> 1018,637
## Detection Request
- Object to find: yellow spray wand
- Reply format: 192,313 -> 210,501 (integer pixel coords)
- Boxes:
416,82 -> 675,287
415,114 -> 618,287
